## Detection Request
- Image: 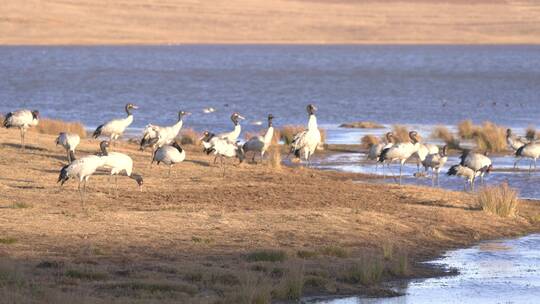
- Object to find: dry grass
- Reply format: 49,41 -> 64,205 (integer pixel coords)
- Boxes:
0,128 -> 540,302
526,125 -> 537,141
280,125 -> 325,146
340,121 -> 384,129
342,256 -> 383,286
392,125 -> 411,143
457,120 -> 507,152
477,183 -> 520,218
30,118 -> 86,138
360,135 -> 380,149
431,125 -> 460,149
267,145 -> 282,170
458,120 -> 477,140
179,128 -> 200,146
475,122 -> 507,152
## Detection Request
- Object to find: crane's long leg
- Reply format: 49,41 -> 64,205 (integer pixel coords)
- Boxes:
115,175 -> 119,198
514,158 -> 521,170
67,150 -> 71,163
399,163 -> 403,185
20,128 -> 25,150
168,165 -> 172,178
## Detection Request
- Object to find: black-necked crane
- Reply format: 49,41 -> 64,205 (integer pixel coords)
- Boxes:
55,132 -> 80,163
93,103 -> 138,144
140,110 -> 191,151
99,141 -> 143,194
152,141 -> 186,177
57,151 -> 107,207
290,104 -> 321,166
378,131 -> 421,184
422,145 -> 448,186
3,109 -> 39,150
217,112 -> 245,142
447,164 -> 476,191
201,131 -> 244,175
514,142 -> 540,173
415,142 -> 439,173
506,129 -> 528,152
459,150 -> 492,185
367,132 -> 394,170
243,114 -> 275,163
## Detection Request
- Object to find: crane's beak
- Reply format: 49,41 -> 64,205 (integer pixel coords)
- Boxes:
237,115 -> 246,120
132,105 -> 139,109
185,112 -> 192,116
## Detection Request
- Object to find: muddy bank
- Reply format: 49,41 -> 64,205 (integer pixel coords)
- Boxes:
0,128 -> 539,303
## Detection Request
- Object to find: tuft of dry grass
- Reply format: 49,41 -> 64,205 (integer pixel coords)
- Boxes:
273,263 -> 304,301
280,125 -> 325,146
392,125 -> 411,143
526,125 -> 537,141
475,122 -> 507,153
360,134 -> 380,149
477,183 -> 520,217
457,120 -> 507,152
340,121 -> 384,129
30,118 -> 86,138
342,256 -> 383,286
267,145 -> 282,170
458,120 -> 477,140
179,128 -> 200,146
431,125 -> 460,149
320,245 -> 349,258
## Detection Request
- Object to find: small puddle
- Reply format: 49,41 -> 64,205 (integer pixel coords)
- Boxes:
304,234 -> 540,304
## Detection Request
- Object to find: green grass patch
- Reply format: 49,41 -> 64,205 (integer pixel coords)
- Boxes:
9,202 -> 31,209
0,237 -> 17,245
320,246 -> 349,258
65,269 -> 108,281
297,250 -> 319,259
247,250 -> 287,262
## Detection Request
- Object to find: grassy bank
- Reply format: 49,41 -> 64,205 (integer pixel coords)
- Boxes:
0,127 -> 539,303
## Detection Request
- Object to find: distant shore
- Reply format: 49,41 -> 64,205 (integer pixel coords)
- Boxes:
3,0 -> 540,45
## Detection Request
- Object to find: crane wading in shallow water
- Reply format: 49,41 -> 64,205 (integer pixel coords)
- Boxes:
514,142 -> 540,173
422,145 -> 448,186
243,114 -> 275,163
140,110 -> 191,152
93,103 -> 138,144
3,109 -> 39,150
290,104 -> 321,166
378,131 -> 421,184
367,132 -> 394,171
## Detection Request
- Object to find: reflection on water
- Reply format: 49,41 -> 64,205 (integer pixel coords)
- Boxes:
307,234 -> 540,304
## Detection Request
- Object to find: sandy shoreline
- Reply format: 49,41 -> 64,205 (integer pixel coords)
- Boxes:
0,128 -> 539,303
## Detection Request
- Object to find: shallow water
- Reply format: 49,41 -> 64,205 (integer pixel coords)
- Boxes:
306,234 -> 540,304
313,152 -> 540,200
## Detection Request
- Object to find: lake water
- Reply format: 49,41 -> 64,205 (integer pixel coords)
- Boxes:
1,46 -> 539,303
306,234 -> 540,304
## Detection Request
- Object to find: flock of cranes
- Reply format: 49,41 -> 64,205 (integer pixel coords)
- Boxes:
3,103 -> 540,206
2,104 -> 321,206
